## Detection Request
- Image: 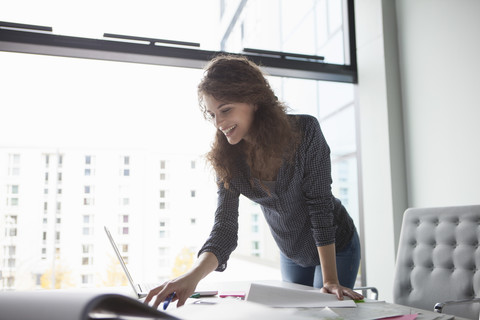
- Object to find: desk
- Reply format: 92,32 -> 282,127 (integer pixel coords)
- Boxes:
167,280 -> 469,320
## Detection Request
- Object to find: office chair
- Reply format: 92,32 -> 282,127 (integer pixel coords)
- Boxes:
393,205 -> 480,319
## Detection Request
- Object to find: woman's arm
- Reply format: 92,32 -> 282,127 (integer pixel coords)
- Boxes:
317,244 -> 363,300
144,252 -> 219,308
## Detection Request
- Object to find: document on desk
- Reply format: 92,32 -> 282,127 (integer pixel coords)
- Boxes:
246,283 -> 357,308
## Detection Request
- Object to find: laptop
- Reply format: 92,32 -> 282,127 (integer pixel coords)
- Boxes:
104,226 -> 157,299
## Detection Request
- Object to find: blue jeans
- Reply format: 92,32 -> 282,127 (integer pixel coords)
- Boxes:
280,230 -> 361,289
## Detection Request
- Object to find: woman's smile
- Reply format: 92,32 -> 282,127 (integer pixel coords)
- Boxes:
221,124 -> 237,137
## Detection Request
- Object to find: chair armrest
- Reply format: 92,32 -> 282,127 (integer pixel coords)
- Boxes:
434,297 -> 480,313
354,286 -> 379,300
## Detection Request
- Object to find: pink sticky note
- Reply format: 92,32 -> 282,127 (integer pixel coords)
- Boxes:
381,314 -> 418,320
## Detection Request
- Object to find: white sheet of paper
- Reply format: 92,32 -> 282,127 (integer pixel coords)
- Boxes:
169,299 -> 314,320
246,283 -> 357,308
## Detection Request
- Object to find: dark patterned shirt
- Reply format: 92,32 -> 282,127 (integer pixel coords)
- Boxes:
199,114 -> 356,271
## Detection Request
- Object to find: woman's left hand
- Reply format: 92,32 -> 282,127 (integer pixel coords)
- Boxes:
321,282 -> 364,301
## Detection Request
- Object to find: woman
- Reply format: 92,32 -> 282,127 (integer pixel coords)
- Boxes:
145,55 -> 363,308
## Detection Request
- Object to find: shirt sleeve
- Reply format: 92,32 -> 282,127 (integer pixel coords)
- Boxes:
197,182 -> 240,271
300,116 -> 336,247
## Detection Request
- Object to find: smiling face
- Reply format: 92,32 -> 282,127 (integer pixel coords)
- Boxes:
204,94 -> 257,145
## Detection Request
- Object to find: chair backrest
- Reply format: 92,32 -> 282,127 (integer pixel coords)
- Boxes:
393,205 -> 480,319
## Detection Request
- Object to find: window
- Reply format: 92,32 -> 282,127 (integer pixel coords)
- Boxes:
81,274 -> 93,284
82,245 -> 92,254
81,227 -> 91,237
9,198 -> 19,206
11,185 -> 19,194
0,0 -> 358,291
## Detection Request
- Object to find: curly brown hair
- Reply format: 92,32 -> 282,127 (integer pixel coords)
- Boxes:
198,54 -> 300,189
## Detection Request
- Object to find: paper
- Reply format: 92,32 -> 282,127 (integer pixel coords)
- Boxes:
246,283 -> 357,308
380,314 -> 418,320
170,299 -> 314,320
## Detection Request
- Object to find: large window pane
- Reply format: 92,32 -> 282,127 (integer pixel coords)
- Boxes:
0,0 -> 360,291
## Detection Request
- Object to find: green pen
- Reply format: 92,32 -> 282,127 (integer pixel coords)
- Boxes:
190,293 -> 201,298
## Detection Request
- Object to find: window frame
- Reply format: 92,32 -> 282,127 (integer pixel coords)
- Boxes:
0,0 -> 356,82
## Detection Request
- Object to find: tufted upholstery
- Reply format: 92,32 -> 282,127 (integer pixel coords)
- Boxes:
393,205 -> 480,319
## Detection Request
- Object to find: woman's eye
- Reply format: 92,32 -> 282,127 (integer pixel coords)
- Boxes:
222,108 -> 231,113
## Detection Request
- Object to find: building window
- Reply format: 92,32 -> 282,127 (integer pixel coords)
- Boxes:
160,160 -> 166,170
81,274 -> 93,284
82,244 -> 93,254
190,160 -> 196,169
122,214 -> 129,223
9,198 -> 19,206
8,258 -> 16,268
122,227 -> 129,235
159,202 -> 166,210
160,173 -> 166,180
85,155 -> 91,165
10,185 -> 19,194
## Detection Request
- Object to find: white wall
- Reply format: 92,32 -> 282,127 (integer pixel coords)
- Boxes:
355,0 -> 480,302
396,0 -> 480,208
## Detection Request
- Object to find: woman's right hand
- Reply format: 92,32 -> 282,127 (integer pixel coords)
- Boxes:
144,252 -> 219,309
144,270 -> 201,309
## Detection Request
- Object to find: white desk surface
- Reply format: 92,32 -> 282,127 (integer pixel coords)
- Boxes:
164,280 -> 469,320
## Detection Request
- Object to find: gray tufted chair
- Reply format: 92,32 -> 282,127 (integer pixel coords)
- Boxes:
393,205 -> 480,319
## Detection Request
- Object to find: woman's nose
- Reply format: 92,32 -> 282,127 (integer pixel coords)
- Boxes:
214,114 -> 223,128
